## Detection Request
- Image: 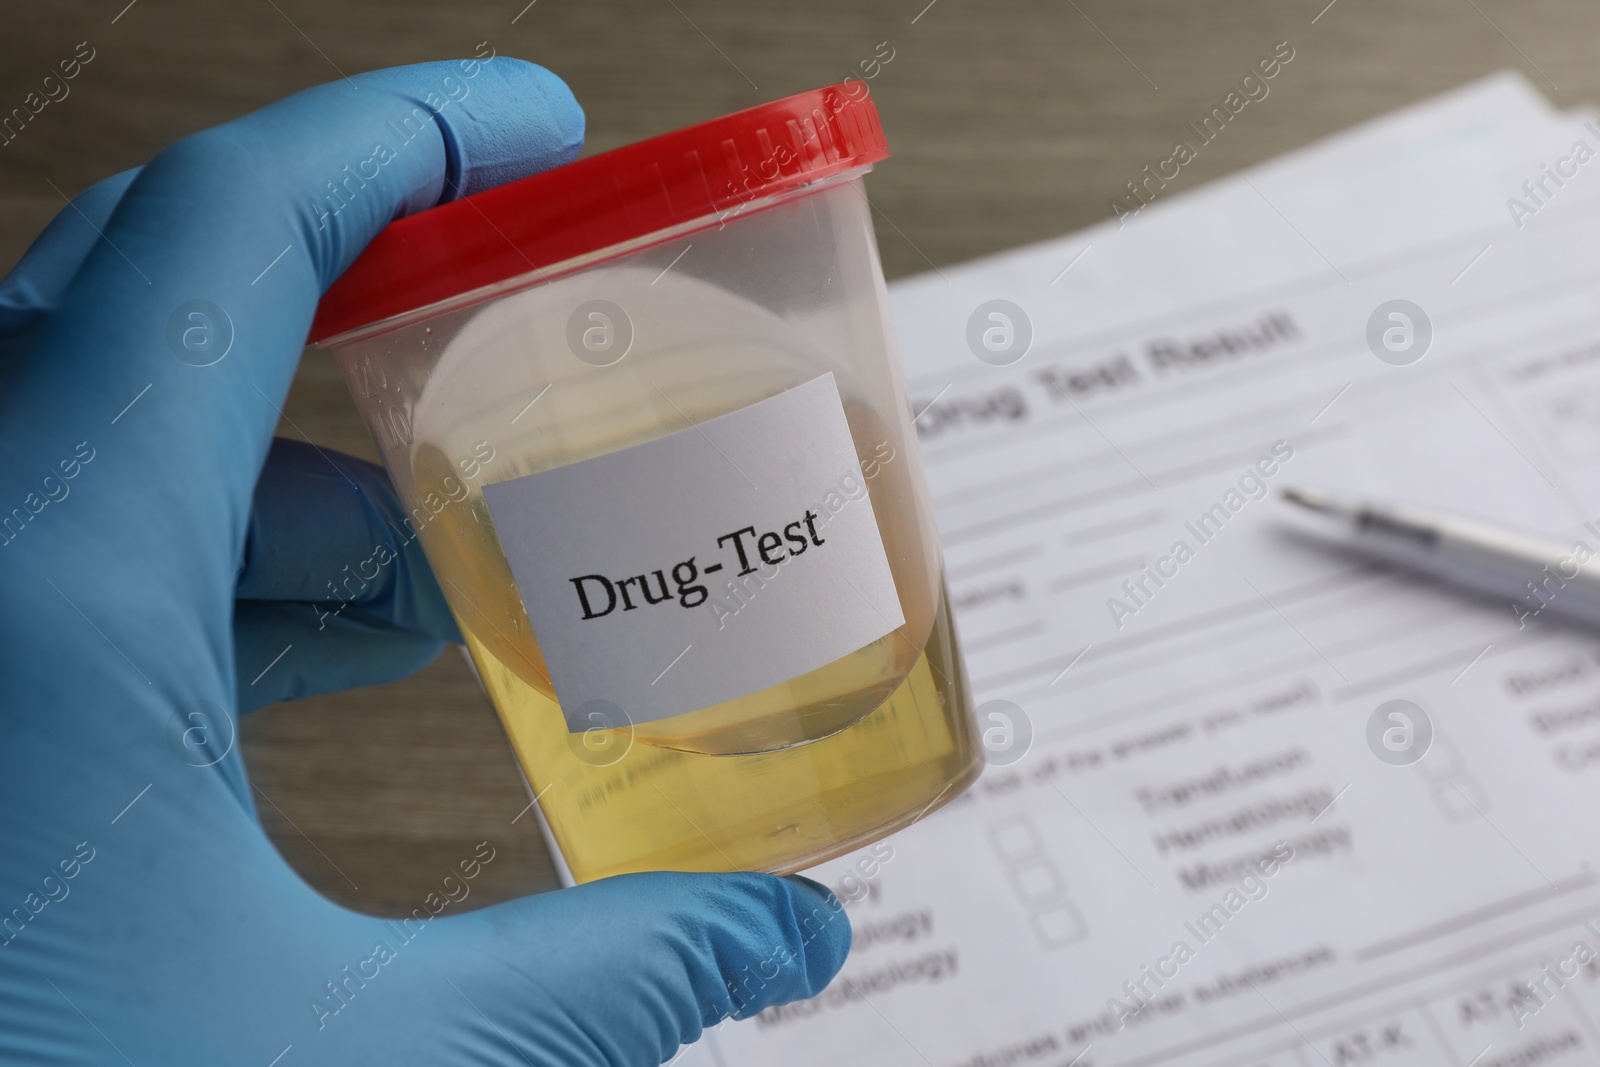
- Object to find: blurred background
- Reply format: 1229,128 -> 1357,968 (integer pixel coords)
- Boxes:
2,0 -> 1593,914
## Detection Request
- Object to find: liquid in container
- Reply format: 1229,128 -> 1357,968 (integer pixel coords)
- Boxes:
310,84 -> 982,883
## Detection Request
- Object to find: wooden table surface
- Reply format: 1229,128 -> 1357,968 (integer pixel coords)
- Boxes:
4,0 -> 1595,914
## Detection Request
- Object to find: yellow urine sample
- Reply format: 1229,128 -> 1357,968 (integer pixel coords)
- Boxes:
461,587 -> 978,882
404,348 -> 981,882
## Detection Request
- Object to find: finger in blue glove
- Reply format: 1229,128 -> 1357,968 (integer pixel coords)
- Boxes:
0,57 -> 851,1067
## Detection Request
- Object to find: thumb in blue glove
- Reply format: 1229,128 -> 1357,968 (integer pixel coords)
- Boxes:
0,56 -> 850,1066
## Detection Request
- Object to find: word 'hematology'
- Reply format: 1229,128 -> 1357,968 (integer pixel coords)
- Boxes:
569,511 -> 828,621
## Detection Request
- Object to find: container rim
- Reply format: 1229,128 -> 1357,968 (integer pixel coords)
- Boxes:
313,166 -> 871,349
308,83 -> 890,344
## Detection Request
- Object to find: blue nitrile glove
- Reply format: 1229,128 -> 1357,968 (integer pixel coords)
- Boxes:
0,59 -> 849,1066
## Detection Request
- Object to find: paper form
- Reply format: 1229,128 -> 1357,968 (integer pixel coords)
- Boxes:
699,74 -> 1600,1067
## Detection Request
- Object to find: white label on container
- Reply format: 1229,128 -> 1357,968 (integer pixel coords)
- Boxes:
482,373 -> 904,732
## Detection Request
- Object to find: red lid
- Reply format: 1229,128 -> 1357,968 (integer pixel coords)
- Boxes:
310,83 -> 889,343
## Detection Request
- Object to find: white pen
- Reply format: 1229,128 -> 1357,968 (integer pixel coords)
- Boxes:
1280,487 -> 1600,630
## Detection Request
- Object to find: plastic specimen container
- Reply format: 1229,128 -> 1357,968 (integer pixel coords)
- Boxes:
310,84 -> 981,883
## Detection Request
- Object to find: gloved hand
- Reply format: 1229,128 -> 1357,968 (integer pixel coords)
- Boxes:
0,59 -> 849,1066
